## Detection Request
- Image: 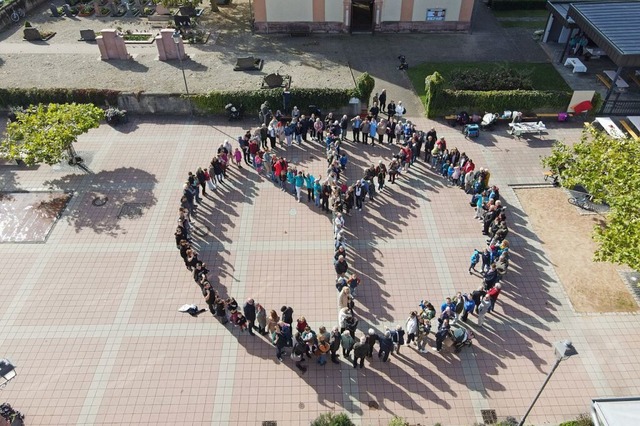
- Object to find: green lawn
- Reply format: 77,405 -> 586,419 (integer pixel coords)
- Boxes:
492,9 -> 549,18
407,62 -> 571,104
500,20 -> 546,28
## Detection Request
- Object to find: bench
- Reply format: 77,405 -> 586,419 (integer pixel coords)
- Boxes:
619,120 -> 639,140
596,73 -> 612,89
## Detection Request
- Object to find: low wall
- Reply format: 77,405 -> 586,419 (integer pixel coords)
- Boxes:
253,21 -> 345,33
117,93 -> 195,115
378,20 -> 470,32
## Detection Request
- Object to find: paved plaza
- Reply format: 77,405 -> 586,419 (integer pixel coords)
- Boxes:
2,111 -> 640,426
2,2 -> 640,425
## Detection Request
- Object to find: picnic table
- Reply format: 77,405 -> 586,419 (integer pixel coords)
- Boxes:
564,57 -> 587,73
594,117 -> 625,139
603,70 -> 629,89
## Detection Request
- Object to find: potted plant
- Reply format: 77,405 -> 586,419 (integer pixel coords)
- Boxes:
104,107 -> 128,125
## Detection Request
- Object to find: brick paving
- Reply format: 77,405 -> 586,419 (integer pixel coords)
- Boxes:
2,2 -> 640,426
2,111 -> 640,426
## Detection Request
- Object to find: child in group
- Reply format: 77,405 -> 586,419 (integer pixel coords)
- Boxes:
233,148 -> 243,168
469,248 -> 481,274
254,154 -> 264,174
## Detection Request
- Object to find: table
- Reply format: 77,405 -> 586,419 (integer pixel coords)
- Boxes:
594,117 -> 625,139
603,70 -> 629,88
564,57 -> 587,73
585,47 -> 606,58
628,116 -> 640,131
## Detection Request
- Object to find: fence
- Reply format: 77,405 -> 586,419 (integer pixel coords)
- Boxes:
599,99 -> 640,116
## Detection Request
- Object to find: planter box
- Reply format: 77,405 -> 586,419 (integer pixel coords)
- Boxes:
123,33 -> 155,44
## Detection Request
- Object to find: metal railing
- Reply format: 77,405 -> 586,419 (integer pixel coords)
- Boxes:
599,99 -> 640,116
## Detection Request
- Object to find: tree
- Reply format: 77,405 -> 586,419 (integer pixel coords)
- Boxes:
355,72 -> 375,105
1,103 -> 103,166
542,126 -> 640,270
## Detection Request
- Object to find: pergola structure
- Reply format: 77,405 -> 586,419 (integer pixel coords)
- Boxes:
567,1 -> 640,102
546,1 -> 640,105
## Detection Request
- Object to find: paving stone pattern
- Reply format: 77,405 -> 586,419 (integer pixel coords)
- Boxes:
2,113 -> 640,426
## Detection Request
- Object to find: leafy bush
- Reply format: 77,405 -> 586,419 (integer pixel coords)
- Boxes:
311,413 -> 355,426
191,88 -> 354,115
0,88 -> 120,109
448,66 -> 533,91
388,416 -> 410,426
559,413 -> 594,426
355,72 -> 375,103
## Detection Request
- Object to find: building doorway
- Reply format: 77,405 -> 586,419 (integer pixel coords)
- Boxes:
351,0 -> 374,33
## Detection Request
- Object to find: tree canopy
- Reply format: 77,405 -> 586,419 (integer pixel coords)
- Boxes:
543,126 -> 640,270
1,103 -> 103,166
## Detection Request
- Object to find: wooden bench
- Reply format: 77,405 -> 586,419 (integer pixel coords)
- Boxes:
596,73 -> 612,89
619,119 -> 640,140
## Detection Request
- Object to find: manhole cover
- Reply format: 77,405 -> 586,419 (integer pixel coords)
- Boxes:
289,208 -> 297,216
481,409 -> 497,424
368,401 -> 379,409
118,203 -> 147,219
298,402 -> 305,409
92,196 -> 108,206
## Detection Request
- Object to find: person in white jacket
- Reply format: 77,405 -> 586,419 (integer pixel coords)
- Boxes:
477,295 -> 492,327
406,311 -> 419,346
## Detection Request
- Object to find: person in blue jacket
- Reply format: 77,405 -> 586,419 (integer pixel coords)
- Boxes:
304,172 -> 315,203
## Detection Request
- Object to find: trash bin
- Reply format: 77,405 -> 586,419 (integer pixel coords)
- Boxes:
349,97 -> 361,116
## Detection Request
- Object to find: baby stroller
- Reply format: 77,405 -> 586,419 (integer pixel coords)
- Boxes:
480,112 -> 499,130
449,327 -> 474,353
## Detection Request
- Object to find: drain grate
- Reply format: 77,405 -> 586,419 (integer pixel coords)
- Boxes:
262,422 -> 277,426
118,203 -> 147,219
481,409 -> 498,424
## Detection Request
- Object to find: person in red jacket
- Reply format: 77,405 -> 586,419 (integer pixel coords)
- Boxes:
487,283 -> 502,313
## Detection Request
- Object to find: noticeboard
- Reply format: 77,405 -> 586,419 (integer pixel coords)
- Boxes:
427,8 -> 446,21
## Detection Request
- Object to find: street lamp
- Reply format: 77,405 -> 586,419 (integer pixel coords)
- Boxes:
0,359 -> 17,389
518,340 -> 578,426
171,30 -> 189,95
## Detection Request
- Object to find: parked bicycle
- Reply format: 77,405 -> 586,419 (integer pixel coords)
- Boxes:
1,0 -> 26,23
568,193 -> 596,212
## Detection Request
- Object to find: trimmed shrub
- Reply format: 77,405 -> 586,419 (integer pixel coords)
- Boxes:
311,412 -> 355,426
423,72 -> 571,118
449,67 -> 533,91
559,413 -> 594,426
0,88 -> 120,109
355,72 -> 375,103
191,88 -> 354,115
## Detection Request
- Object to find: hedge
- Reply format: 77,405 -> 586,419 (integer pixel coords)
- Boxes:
489,0 -> 547,10
0,88 -> 120,108
191,88 -> 355,115
423,72 -> 572,118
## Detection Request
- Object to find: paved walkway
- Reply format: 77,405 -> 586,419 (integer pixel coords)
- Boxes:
2,109 -> 640,426
3,2 -> 640,426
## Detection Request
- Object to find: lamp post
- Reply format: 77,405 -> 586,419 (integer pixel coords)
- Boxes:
0,359 -> 17,389
518,340 -> 578,426
171,30 -> 189,95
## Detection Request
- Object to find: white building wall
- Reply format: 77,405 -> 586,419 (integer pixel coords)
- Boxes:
325,0 -> 344,22
381,0 -> 402,22
266,0 -> 313,22
412,0 -> 462,22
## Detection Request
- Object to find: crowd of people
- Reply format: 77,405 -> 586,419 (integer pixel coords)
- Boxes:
172,90 -> 513,372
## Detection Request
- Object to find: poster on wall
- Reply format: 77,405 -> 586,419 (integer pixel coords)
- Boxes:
426,8 -> 446,21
